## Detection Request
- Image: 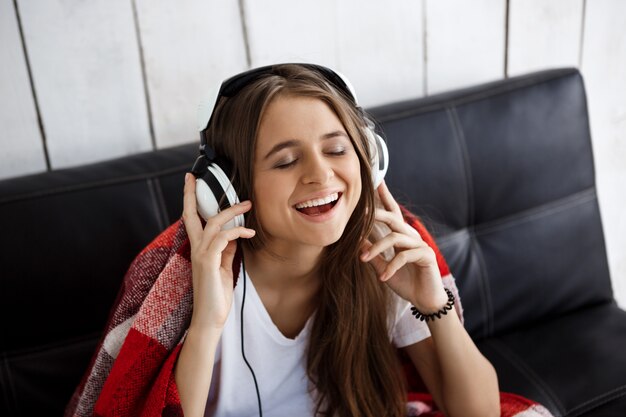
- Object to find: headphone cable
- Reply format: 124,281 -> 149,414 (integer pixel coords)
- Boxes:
240,247 -> 263,417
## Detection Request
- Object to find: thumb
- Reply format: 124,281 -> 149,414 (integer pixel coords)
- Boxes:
221,240 -> 238,271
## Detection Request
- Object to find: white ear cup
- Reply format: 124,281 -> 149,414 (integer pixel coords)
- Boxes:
208,164 -> 241,213
195,163 -> 244,230
366,128 -> 389,189
195,179 -> 223,223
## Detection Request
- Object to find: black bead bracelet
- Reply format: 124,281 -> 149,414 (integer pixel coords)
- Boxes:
410,288 -> 455,322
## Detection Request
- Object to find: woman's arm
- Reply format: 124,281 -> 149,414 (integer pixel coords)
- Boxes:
360,181 -> 499,416
175,325 -> 223,417
177,173 -> 257,417
403,312 -> 500,417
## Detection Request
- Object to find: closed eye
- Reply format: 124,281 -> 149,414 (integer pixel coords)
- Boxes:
275,160 -> 296,169
325,144 -> 350,156
274,146 -> 348,169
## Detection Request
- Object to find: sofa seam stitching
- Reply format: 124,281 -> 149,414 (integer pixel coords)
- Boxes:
474,188 -> 597,237
146,178 -> 167,231
487,339 -> 566,415
0,164 -> 190,205
374,69 -> 578,123
0,353 -> 18,415
470,235 -> 495,335
567,385 -> 626,416
435,187 -> 596,248
448,106 -> 474,231
447,105 -> 488,336
447,106 -> 494,337
153,177 -> 170,227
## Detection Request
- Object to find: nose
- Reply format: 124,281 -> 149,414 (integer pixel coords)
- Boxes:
301,152 -> 334,184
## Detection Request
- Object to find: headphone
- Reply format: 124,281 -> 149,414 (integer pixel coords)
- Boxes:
191,63 -> 389,230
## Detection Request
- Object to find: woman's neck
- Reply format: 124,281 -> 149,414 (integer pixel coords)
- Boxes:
241,242 -> 323,292
241,242 -> 322,339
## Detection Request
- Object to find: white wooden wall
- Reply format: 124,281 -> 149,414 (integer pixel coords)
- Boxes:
1,0 -> 625,308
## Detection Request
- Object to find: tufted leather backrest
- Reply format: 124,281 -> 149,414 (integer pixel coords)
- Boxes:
370,68 -> 613,339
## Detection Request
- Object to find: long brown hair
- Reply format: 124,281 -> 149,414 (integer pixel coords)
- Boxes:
204,64 -> 406,417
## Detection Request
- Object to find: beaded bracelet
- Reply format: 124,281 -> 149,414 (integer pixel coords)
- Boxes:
410,288 -> 455,322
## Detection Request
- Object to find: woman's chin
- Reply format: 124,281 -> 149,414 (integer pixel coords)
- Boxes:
278,229 -> 345,251
308,228 -> 346,248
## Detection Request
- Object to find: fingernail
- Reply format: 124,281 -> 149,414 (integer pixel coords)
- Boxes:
379,273 -> 387,281
360,251 -> 369,260
240,200 -> 251,205
184,173 -> 190,182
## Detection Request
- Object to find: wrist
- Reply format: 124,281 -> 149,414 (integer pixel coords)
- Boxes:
188,316 -> 226,337
410,288 -> 455,322
411,287 -> 448,314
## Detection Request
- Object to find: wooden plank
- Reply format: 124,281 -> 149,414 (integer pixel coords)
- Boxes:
0,0 -> 46,180
426,0 -> 506,95
581,0 -> 626,309
243,0 -> 424,107
17,0 -> 152,169
336,0 -> 424,107
244,0 -> 337,69
508,0 -> 584,76
426,0 -> 505,94
135,0 -> 248,149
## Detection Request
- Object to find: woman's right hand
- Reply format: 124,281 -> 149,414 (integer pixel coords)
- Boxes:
182,173 -> 256,331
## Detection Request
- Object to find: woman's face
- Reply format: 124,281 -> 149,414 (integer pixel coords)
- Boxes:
252,95 -> 362,254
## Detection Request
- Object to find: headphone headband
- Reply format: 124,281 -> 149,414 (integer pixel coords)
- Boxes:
197,63 -> 360,144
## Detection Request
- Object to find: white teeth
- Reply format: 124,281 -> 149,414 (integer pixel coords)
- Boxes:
295,192 -> 339,209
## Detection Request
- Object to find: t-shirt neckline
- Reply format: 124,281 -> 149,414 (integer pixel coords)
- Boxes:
238,261 -> 316,346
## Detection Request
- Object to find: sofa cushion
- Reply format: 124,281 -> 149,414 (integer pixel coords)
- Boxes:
478,303 -> 626,416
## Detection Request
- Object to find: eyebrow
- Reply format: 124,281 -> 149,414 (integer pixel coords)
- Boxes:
262,130 -> 349,160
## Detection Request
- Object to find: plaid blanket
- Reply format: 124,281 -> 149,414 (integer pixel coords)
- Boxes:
65,206 -> 553,417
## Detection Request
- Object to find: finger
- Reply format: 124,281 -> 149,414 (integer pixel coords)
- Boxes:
367,250 -> 388,278
377,180 -> 402,216
220,229 -> 255,270
374,209 -> 421,237
218,225 -> 256,242
380,246 -> 436,281
201,201 -> 253,245
182,173 -> 203,245
360,232 -> 423,262
205,226 -> 256,269
220,240 -> 239,272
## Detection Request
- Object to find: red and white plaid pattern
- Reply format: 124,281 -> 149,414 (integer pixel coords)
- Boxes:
65,207 -> 553,417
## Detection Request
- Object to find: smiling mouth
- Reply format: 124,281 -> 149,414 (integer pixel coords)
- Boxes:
295,193 -> 342,216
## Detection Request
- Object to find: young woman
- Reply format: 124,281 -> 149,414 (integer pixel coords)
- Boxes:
176,63 -> 500,417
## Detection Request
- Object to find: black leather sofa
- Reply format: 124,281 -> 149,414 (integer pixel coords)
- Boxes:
1,68 -> 624,416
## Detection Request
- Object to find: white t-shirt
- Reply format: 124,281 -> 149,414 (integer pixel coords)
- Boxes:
204,262 -> 431,417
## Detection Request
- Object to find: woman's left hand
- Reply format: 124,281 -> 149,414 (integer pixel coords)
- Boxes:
360,180 -> 448,313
